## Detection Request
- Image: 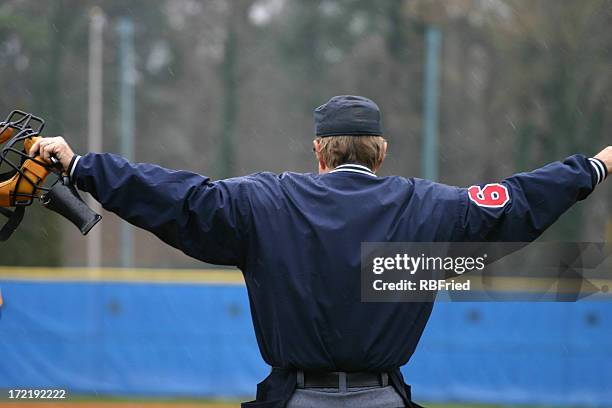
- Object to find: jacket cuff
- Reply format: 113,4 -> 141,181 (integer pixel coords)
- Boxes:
68,154 -> 81,183
588,157 -> 607,187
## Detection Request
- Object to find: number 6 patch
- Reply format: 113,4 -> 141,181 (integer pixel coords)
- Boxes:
468,183 -> 510,208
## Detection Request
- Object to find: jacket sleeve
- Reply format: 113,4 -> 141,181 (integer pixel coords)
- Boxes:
459,154 -> 604,242
72,152 -> 248,266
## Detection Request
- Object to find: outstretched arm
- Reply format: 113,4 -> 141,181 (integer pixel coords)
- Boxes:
29,137 -> 248,266
460,147 -> 612,242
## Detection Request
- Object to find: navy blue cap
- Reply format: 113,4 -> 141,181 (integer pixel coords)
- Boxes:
314,95 -> 383,137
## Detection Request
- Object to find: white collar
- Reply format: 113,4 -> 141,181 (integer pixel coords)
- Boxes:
329,163 -> 377,177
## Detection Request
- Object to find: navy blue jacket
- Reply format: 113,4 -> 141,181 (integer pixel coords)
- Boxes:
73,154 -> 600,405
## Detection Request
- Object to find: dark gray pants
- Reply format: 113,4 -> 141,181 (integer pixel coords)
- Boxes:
286,385 -> 405,407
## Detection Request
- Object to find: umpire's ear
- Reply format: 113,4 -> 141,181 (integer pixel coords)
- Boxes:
313,138 -> 328,173
373,140 -> 388,173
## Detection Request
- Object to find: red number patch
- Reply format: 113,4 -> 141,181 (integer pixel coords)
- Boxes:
468,183 -> 509,208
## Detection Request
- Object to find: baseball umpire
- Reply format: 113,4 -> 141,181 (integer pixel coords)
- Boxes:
31,95 -> 610,407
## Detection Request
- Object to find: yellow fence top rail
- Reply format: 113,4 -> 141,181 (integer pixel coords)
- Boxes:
0,266 -> 245,285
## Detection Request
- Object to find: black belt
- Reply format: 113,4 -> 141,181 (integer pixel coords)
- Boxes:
297,370 -> 389,391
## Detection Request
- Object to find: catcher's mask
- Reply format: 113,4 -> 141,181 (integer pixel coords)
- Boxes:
0,110 -> 101,241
